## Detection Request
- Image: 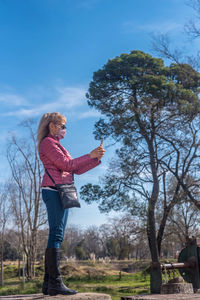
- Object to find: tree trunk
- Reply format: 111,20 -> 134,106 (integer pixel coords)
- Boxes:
157,182 -> 180,255
18,257 -> 21,280
146,140 -> 162,294
147,202 -> 162,294
157,208 -> 170,256
22,253 -> 25,287
0,242 -> 3,287
0,259 -> 3,287
0,257 -> 3,286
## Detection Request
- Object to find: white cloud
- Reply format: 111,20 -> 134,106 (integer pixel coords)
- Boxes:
55,86 -> 86,108
5,107 -> 45,117
123,21 -> 182,34
0,93 -> 27,106
78,110 -> 101,119
1,84 -> 100,119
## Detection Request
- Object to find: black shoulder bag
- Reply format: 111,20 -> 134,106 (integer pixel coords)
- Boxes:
45,169 -> 81,209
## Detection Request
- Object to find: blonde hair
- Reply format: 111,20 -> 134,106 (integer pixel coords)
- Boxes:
37,112 -> 66,150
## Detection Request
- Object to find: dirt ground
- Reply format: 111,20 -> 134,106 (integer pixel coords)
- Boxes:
121,294 -> 200,299
0,292 -> 111,300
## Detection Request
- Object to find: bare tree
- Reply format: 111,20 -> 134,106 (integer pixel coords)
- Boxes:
83,226 -> 102,258
185,0 -> 200,39
6,120 -> 47,279
98,214 -> 144,260
168,201 -> 200,246
0,186 -> 10,286
64,225 -> 84,258
150,1 -> 200,224
5,227 -> 23,279
151,0 -> 200,70
151,33 -> 183,64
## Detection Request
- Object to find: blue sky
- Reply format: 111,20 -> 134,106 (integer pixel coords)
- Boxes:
0,0 -> 197,228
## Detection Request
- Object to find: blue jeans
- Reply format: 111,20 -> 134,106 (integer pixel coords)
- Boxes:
42,189 -> 69,248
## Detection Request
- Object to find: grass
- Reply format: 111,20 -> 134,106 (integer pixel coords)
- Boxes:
65,272 -> 150,300
0,260 -> 150,300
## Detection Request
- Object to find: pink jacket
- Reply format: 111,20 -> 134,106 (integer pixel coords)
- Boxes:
39,134 -> 101,187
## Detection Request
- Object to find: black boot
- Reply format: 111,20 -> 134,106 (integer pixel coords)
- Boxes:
46,248 -> 77,296
42,249 -> 49,295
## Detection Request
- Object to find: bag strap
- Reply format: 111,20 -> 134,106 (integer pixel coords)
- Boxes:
45,169 -> 75,184
45,169 -> 56,185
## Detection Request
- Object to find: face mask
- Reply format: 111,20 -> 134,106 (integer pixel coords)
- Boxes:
55,128 -> 66,139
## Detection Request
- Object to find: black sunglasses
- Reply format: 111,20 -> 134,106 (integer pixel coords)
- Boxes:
55,124 -> 66,129
60,124 -> 66,129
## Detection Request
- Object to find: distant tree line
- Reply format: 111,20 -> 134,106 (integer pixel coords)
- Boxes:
1,206 -> 200,264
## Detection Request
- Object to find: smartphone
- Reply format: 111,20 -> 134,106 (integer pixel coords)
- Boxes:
100,137 -> 104,145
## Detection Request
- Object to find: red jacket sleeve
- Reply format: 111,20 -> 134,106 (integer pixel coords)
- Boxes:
74,158 -> 101,175
40,137 -> 100,173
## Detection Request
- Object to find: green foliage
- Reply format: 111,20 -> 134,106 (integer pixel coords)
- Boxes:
3,241 -> 19,261
75,240 -> 87,260
86,50 -> 200,140
3,265 -> 19,279
106,237 -> 119,259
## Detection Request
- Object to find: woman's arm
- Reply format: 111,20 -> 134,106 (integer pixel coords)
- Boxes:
74,158 -> 101,175
40,138 -> 97,172
74,145 -> 104,174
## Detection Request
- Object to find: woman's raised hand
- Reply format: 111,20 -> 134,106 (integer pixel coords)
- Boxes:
90,145 -> 106,160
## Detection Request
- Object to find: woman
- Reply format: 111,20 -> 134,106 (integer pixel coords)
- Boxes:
37,112 -> 105,296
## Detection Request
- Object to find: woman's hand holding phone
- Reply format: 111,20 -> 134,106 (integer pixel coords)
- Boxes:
90,138 -> 105,160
